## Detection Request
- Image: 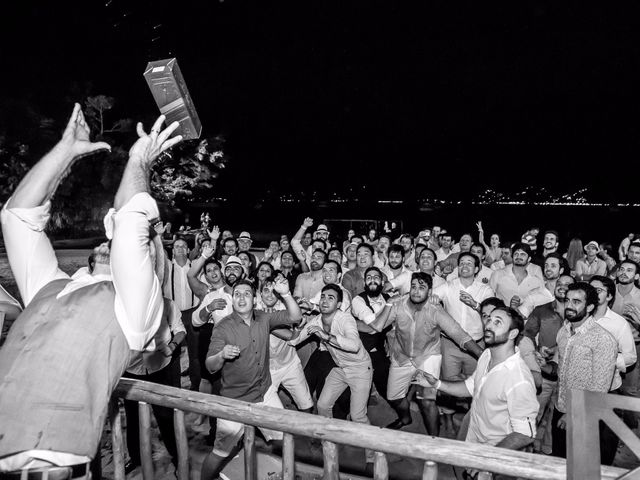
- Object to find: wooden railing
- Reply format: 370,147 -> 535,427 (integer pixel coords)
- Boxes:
110,379 -> 629,480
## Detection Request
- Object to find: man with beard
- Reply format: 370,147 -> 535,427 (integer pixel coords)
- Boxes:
551,282 -> 617,459
290,284 -> 375,467
523,273 -> 573,454
398,234 -> 416,270
279,250 -> 301,292
432,252 -> 494,431
351,267 -> 393,403
342,243 -> 375,298
611,259 -> 640,422
413,307 -> 538,456
590,275 -> 637,464
385,247 -> 445,297
308,260 -> 352,312
293,249 -> 326,300
436,233 -> 473,279
575,241 -> 607,282
532,230 -> 561,267
519,252 -> 570,316
367,272 -> 483,434
490,242 -> 552,318
381,244 -> 411,295
374,234 -> 391,269
202,277 -> 302,479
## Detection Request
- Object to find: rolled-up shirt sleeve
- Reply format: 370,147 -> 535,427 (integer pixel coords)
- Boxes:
110,192 -> 163,351
168,299 -> 186,335
436,307 -> 473,349
351,295 -> 376,325
1,200 -> 69,306
506,381 -> 538,438
333,314 -> 360,353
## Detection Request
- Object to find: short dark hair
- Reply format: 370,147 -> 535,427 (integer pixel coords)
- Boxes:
327,246 -> 343,258
324,259 -> 342,274
545,251 -> 570,274
492,306 -> 525,338
204,257 -> 222,271
567,282 -> 599,311
479,297 -> 506,312
281,249 -> 295,260
233,279 -> 256,296
321,283 -> 343,303
591,275 -> 616,307
620,259 -> 640,274
223,237 -> 239,249
388,244 -> 405,257
356,243 -> 375,256
458,252 -> 480,270
364,266 -> 383,278
312,248 -> 328,259
419,247 -> 437,261
411,271 -> 433,289
544,230 -> 559,241
471,243 -> 486,256
511,242 -> 532,257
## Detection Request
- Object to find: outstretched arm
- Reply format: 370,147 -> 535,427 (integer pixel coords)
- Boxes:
1,104 -> 110,305
110,115 -> 183,350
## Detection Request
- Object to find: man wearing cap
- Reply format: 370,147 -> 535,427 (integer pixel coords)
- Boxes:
575,241 -> 607,281
490,242 -> 553,318
237,231 -> 258,271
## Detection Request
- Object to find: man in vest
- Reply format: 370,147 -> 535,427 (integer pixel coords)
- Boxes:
0,107 -> 182,476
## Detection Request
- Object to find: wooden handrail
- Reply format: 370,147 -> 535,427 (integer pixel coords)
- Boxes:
113,378 -> 628,479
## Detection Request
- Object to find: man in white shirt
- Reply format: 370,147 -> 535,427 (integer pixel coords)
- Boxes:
575,241 -> 607,281
381,244 -> 412,295
0,108 -> 181,474
291,284 -> 375,466
447,244 -> 493,285
414,306 -> 538,460
590,275 -> 638,465
433,252 -> 495,384
490,242 -> 552,318
435,233 -> 454,262
164,237 -> 198,311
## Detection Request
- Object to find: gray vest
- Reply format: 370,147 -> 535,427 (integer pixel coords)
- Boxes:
0,279 -> 131,458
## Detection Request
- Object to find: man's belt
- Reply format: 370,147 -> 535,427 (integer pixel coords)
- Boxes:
0,463 -> 89,480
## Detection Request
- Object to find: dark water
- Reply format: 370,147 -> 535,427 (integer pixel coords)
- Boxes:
168,201 -> 640,249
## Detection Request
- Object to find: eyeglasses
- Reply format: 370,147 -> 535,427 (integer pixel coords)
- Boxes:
593,287 -> 607,295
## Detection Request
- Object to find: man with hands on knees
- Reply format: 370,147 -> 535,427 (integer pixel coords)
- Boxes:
412,306 -> 539,452
201,276 -> 302,480
0,105 -> 182,477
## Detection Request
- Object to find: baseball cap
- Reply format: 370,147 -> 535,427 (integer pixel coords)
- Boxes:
225,256 -> 243,269
584,241 -> 600,253
238,231 -> 252,240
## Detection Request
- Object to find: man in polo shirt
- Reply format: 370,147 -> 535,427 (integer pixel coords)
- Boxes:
201,276 -> 302,480
342,243 -> 375,299
413,306 -> 539,455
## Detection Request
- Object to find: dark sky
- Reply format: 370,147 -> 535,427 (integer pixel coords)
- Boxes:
3,1 -> 640,200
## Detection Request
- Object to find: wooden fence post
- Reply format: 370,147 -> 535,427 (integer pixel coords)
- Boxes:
138,402 -> 154,480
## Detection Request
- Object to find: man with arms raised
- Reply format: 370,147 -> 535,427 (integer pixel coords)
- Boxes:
367,272 -> 483,434
201,276 -> 302,479
0,108 -> 181,475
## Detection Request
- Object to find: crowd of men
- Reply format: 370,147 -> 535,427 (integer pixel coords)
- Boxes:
0,105 -> 638,479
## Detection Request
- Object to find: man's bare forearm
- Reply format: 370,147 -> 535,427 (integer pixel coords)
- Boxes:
114,157 -> 151,210
438,380 -> 472,398
205,352 -> 225,373
495,432 -> 534,450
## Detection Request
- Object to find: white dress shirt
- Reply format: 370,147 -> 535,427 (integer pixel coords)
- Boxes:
1,192 -> 163,351
433,278 -> 494,340
465,349 -> 539,446
489,264 -> 552,317
192,286 -> 233,327
163,259 -> 198,311
596,307 -> 637,391
351,294 -> 387,325
447,265 -> 493,285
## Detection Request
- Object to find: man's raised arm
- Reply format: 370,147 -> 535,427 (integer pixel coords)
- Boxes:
1,104 -> 110,305
110,115 -> 182,350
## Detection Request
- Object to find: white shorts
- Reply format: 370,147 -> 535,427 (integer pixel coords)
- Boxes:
213,385 -> 284,456
271,358 -> 314,410
387,354 -> 442,401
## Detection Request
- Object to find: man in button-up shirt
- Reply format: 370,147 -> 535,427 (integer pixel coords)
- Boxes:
202,277 -> 302,480
551,282 -> 617,459
413,306 -> 539,461
367,272 -> 483,434
490,242 -> 552,318
291,284 -> 375,465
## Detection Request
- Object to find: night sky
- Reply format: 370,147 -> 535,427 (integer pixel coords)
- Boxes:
3,2 -> 640,200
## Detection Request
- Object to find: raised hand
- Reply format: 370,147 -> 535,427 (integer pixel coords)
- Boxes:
302,217 -> 314,229
273,276 -> 291,295
128,115 -> 182,166
59,103 -> 111,159
202,244 -> 215,259
459,291 -> 478,310
476,221 -> 483,231
208,225 -> 220,241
